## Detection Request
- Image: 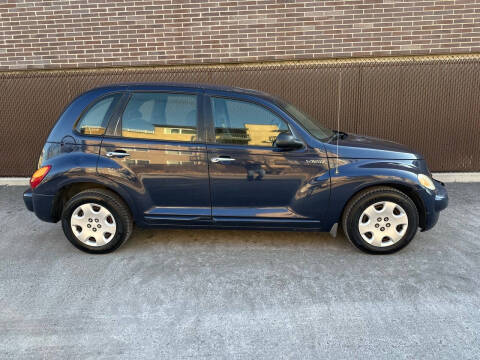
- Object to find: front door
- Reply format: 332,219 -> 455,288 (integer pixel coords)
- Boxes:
205,94 -> 330,228
98,90 -> 211,225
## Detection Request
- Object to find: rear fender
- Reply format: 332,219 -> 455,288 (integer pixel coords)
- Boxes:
33,153 -> 139,223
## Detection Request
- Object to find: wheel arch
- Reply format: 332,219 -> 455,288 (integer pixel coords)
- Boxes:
52,180 -> 136,223
340,182 -> 427,230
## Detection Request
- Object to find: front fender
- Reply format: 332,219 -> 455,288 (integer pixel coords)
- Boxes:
325,158 -> 428,228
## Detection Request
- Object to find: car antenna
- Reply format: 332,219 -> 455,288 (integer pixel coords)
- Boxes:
335,71 -> 342,174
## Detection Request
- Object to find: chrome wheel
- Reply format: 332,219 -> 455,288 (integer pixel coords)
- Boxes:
70,203 -> 116,247
358,201 -> 408,247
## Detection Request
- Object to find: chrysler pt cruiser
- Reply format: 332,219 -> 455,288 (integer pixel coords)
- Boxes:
24,83 -> 448,254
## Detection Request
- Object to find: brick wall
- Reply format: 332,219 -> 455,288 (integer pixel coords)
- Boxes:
1,0 -> 479,71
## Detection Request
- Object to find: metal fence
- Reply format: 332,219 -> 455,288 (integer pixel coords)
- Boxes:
0,54 -> 479,176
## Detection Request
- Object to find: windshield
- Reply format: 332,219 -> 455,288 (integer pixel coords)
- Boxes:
278,101 -> 334,141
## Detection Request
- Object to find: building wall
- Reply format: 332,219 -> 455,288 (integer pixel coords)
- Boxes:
0,1 -> 479,175
1,0 -> 480,70
0,55 -> 479,176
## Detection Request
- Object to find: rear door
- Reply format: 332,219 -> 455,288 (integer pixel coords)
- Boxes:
204,93 -> 330,229
98,89 -> 211,225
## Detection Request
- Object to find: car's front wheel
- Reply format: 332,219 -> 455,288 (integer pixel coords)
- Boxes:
61,189 -> 133,253
342,187 -> 419,254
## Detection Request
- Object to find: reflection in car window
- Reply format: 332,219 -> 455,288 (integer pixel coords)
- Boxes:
122,92 -> 198,142
211,97 -> 290,146
76,94 -> 121,135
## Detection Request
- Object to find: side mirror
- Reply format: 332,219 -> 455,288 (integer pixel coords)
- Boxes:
274,132 -> 303,149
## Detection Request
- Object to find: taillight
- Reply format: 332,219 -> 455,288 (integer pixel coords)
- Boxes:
30,165 -> 51,189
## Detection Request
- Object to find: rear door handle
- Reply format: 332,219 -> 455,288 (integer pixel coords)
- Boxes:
106,151 -> 130,158
211,156 -> 235,163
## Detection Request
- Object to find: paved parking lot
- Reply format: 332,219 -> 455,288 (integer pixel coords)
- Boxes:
0,184 -> 479,359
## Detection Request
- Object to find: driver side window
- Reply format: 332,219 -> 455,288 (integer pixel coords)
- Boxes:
211,97 -> 290,146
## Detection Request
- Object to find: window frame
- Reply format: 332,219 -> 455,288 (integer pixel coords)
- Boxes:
205,94 -> 296,149
73,92 -> 125,138
106,90 -> 205,144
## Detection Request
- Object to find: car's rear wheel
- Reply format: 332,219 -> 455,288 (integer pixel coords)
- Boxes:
61,189 -> 133,253
342,187 -> 419,254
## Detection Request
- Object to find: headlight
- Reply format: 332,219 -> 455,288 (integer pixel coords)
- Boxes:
418,174 -> 435,190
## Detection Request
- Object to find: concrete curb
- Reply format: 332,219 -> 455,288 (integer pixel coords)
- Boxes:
0,178 -> 30,186
1,173 -> 479,186
432,172 -> 480,183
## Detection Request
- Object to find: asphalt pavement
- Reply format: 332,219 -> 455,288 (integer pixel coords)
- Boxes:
0,184 -> 479,359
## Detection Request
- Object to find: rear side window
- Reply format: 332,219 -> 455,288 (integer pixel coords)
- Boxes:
121,92 -> 198,142
76,94 -> 122,135
211,97 -> 290,146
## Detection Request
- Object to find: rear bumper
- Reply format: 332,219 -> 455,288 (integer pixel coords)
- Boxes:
23,189 -> 58,223
23,189 -> 34,212
421,179 -> 448,231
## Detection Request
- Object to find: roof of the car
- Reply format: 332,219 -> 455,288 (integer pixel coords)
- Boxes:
91,82 -> 276,100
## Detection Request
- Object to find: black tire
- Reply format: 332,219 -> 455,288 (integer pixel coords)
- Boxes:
341,186 -> 419,254
61,188 -> 133,253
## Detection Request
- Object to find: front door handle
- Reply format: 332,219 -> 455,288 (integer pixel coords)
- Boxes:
106,151 -> 130,158
211,157 -> 235,163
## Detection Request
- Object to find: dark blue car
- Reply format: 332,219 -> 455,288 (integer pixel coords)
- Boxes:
24,83 -> 448,254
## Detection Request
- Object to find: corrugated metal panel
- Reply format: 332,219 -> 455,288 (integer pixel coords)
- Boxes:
0,54 -> 478,176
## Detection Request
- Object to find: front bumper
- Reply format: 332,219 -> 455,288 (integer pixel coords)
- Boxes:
421,179 -> 448,231
23,189 -> 58,223
433,179 -> 448,212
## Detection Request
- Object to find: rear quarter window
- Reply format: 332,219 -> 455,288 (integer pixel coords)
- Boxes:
76,94 -> 122,135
